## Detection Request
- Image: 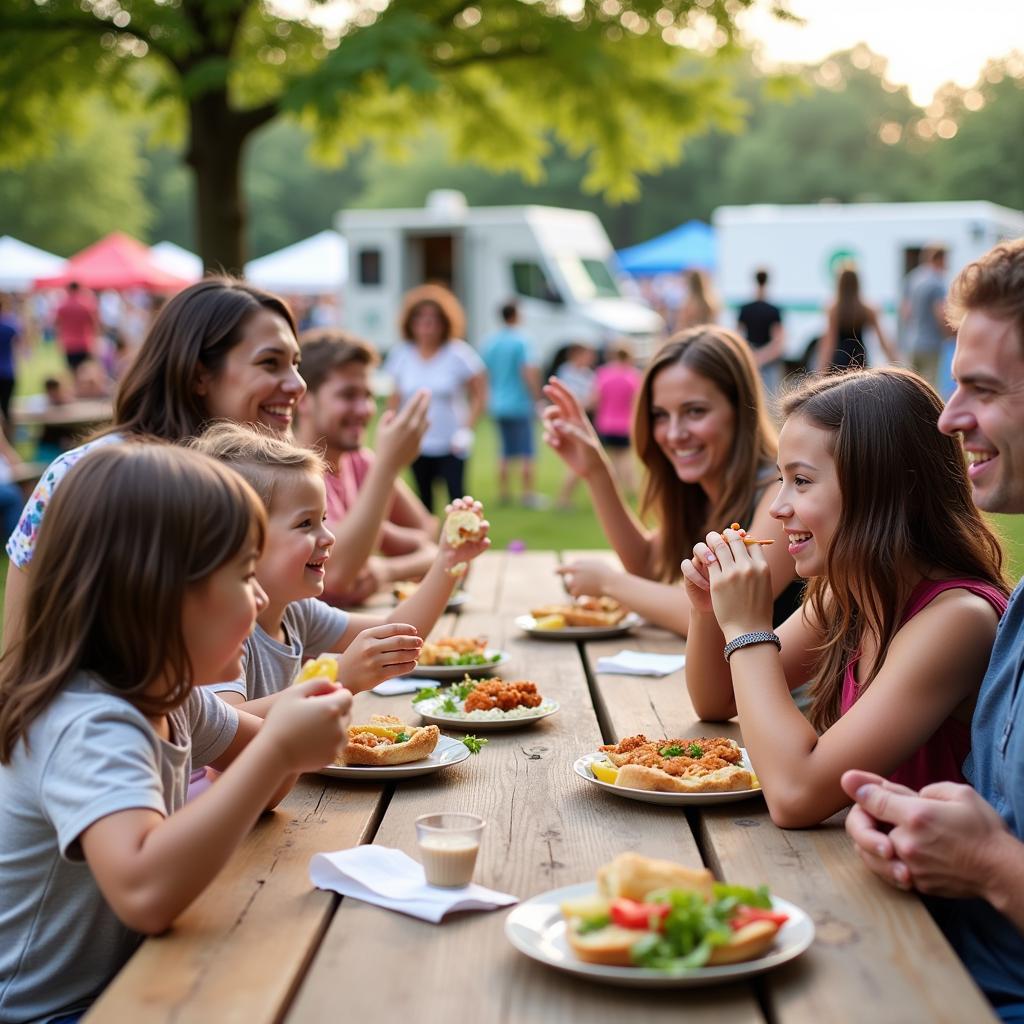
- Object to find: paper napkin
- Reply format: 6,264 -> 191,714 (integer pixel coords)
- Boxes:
595,650 -> 686,676
371,676 -> 442,696
309,845 -> 517,923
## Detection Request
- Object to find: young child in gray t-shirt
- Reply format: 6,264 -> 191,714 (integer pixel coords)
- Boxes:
192,424 -> 491,718
0,444 -> 353,1023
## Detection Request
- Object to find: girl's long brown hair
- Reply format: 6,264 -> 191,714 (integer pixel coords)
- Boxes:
834,266 -> 870,329
784,369 -> 1009,732
0,443 -> 266,762
111,276 -> 296,441
634,327 -> 778,581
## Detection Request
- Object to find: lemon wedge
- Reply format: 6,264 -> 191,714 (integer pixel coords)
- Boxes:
350,725 -> 400,739
296,654 -> 338,684
535,613 -> 566,631
590,760 -> 619,784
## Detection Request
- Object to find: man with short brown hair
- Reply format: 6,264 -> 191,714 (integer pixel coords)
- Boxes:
296,329 -> 437,607
844,238 -> 1024,1022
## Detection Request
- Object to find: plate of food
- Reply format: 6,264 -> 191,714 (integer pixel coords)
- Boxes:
411,636 -> 510,679
516,597 -> 640,640
573,735 -> 763,805
319,715 -> 471,779
413,676 -> 559,731
393,580 -> 469,613
505,852 -> 813,988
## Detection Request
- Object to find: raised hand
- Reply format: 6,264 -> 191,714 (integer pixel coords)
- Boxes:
701,527 -> 774,639
375,389 -> 430,473
680,543 -> 715,615
335,623 -> 423,692
541,377 -> 607,480
262,679 -> 353,773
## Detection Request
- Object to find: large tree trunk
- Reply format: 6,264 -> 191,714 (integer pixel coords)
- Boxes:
187,90 -> 249,275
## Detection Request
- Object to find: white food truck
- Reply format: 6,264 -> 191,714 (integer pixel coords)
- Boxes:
337,191 -> 663,366
713,201 -> 1024,366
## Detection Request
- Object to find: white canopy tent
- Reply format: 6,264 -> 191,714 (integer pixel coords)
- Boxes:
244,230 -> 347,295
151,240 -> 203,282
0,236 -> 66,291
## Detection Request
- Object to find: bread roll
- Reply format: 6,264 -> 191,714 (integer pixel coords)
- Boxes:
615,763 -> 754,794
339,717 -> 440,766
597,852 -> 714,902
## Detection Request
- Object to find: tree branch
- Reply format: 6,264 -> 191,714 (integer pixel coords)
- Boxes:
0,12 -> 181,68
235,102 -> 280,136
434,44 -> 547,72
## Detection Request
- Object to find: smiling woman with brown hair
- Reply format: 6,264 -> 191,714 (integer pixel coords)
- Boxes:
4,275 -> 306,648
543,326 -> 800,636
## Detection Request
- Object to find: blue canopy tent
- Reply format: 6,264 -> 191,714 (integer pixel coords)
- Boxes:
616,220 -> 716,276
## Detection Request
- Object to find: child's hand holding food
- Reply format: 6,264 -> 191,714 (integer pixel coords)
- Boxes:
440,496 -> 490,577
263,679 -> 353,773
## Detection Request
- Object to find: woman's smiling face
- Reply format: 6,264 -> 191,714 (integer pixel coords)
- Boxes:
650,362 -> 736,497
197,309 -> 306,434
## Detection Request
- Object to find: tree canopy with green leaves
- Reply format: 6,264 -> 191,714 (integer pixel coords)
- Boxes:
0,0 -> 792,270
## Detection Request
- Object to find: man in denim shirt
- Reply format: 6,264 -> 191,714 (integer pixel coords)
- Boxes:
843,239 -> 1024,1023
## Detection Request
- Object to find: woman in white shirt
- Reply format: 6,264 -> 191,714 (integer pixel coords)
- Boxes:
384,285 -> 487,512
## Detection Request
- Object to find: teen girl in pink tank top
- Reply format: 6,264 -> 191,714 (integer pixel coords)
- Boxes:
682,369 -> 1009,828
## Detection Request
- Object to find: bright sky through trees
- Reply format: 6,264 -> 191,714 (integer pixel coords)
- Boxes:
741,0 -> 1024,105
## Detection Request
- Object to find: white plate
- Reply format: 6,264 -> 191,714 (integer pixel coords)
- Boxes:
319,735 -> 470,780
415,698 -> 560,731
505,881 -> 813,988
573,751 -> 763,806
410,650 -> 510,680
515,612 -> 641,641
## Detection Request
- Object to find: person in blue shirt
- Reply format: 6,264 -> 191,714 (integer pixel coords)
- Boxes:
0,296 -> 21,428
842,238 -> 1024,1023
481,301 -> 543,507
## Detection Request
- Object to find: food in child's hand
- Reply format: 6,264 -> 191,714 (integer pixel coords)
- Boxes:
727,522 -> 774,546
562,852 -> 788,970
419,636 -> 500,667
531,596 -> 627,628
296,654 -> 338,684
444,508 -> 484,547
595,735 -> 756,793
338,714 -> 440,766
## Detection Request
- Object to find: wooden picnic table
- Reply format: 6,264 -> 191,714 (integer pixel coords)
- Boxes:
85,550 -> 997,1024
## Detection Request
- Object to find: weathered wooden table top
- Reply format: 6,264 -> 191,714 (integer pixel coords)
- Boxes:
86,550 -> 995,1024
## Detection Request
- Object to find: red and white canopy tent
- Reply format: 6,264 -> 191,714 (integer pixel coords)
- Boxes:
34,232 -> 190,292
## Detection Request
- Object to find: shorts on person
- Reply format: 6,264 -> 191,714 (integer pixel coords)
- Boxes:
496,416 -> 534,458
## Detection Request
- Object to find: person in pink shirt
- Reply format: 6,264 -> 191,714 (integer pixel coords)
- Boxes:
53,282 -> 99,370
295,329 -> 438,607
593,341 -> 641,497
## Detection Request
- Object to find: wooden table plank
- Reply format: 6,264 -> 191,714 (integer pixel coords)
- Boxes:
86,779 -> 385,1024
569,555 -> 997,1024
289,552 -> 763,1023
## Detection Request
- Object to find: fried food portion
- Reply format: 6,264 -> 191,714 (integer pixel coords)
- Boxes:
727,522 -> 775,546
597,735 -> 753,792
530,595 -> 627,628
339,714 -> 440,766
463,678 -> 543,713
419,636 -> 488,665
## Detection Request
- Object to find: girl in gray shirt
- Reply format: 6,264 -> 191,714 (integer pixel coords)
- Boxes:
0,443 -> 353,1024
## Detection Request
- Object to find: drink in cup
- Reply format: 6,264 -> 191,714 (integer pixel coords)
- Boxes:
415,812 -> 485,888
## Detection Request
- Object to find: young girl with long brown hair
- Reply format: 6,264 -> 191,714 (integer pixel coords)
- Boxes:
0,443 -> 352,1023
543,326 -> 799,635
681,368 -> 1008,828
